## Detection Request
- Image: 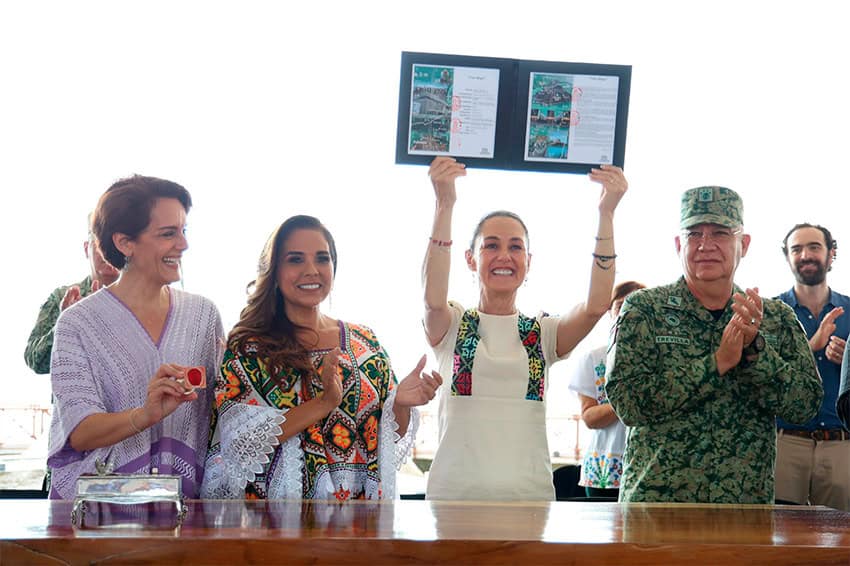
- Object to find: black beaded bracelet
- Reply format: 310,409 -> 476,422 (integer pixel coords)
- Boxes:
593,253 -> 616,270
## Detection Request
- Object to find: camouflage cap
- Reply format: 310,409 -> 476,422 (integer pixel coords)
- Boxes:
680,186 -> 743,229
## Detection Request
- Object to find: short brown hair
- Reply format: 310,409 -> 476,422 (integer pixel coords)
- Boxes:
610,280 -> 645,310
93,175 -> 192,269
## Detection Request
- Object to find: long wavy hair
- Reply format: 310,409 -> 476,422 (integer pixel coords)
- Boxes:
227,215 -> 338,385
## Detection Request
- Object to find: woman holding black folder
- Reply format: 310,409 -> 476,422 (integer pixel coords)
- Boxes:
422,156 -> 628,501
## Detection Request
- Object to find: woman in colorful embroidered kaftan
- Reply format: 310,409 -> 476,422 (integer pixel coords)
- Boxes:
422,157 -> 629,501
47,176 -> 224,499
202,215 -> 441,500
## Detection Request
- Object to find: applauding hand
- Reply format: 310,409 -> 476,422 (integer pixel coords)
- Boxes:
318,348 -> 343,412
731,287 -> 763,347
395,355 -> 443,408
716,322 -> 745,376
810,307 -> 844,354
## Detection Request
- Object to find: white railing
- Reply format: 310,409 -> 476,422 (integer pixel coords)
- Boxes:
0,405 -> 51,448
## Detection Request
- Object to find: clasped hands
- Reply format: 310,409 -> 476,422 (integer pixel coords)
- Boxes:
716,287 -> 763,375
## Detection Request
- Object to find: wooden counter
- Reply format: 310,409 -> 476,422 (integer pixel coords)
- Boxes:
2,499 -> 850,564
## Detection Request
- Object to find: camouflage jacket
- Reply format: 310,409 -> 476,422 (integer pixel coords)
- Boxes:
606,277 -> 822,504
24,276 -> 92,374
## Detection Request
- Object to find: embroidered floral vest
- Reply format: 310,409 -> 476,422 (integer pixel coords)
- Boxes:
452,309 -> 547,401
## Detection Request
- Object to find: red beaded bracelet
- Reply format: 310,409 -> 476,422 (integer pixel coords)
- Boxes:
430,238 -> 452,247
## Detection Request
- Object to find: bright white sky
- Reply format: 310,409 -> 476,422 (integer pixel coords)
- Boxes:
2,1 -> 848,424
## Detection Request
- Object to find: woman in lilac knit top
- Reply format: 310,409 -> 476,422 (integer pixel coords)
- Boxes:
47,176 -> 223,499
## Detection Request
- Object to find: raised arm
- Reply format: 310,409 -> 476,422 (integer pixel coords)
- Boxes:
555,165 -> 628,357
422,157 -> 466,346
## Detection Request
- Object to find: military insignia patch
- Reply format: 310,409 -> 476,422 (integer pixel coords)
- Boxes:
698,187 -> 713,202
664,313 -> 680,327
667,296 -> 683,308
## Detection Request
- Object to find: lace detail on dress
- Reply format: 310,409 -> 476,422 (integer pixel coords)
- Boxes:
266,435 -> 304,499
378,388 -> 419,500
201,404 -> 285,498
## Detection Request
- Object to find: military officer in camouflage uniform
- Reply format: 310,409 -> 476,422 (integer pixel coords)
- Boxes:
606,187 -> 822,503
24,227 -> 119,374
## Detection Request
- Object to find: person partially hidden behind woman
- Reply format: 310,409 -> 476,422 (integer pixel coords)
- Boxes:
47,175 -> 224,499
423,156 -> 628,501
201,215 -> 441,500
568,280 -> 645,499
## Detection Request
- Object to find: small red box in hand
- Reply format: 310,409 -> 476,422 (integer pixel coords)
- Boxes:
185,367 -> 206,390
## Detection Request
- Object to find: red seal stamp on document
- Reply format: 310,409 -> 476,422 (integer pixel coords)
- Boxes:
572,86 -> 583,103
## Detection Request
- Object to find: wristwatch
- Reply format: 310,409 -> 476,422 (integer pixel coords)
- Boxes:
742,332 -> 766,358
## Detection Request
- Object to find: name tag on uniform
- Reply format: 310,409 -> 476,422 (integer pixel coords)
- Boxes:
655,335 -> 690,345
